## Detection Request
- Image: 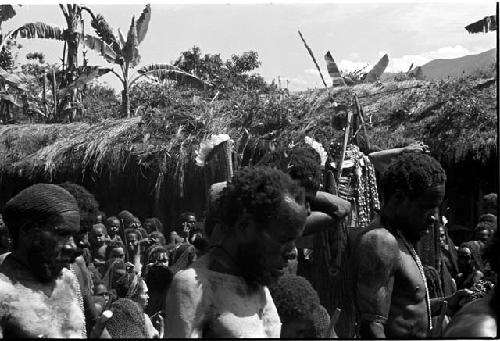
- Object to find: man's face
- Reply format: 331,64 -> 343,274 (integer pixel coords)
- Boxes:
107,219 -> 120,237
235,195 -> 307,287
24,216 -> 80,283
181,215 -> 196,236
394,185 -> 445,243
90,226 -> 106,247
126,233 -> 139,253
94,283 -> 110,304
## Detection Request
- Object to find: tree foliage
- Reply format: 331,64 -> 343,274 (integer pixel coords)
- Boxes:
173,46 -> 273,94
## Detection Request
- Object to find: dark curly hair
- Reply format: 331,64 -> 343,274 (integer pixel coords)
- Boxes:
105,240 -> 125,260
218,166 -> 303,231
312,304 -> 331,338
58,182 -> 99,232
268,274 -> 320,323
380,153 -> 446,202
286,147 -> 322,193
257,146 -> 322,193
106,298 -> 147,338
143,217 -> 163,234
124,228 -> 142,241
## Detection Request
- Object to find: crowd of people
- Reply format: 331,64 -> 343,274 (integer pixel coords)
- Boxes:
0,144 -> 497,338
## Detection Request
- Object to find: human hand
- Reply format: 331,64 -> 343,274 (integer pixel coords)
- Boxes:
90,310 -> 113,338
152,314 -> 164,337
447,289 -> 473,311
403,141 -> 429,153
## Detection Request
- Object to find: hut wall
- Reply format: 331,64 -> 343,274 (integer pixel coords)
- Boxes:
444,154 -> 498,245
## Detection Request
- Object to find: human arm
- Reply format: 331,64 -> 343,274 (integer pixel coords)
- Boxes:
356,230 -> 400,338
368,141 -> 429,174
164,269 -> 206,338
302,211 -> 337,236
309,191 -> 351,220
430,289 -> 473,316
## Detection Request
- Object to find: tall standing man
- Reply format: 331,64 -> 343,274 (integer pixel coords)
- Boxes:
337,153 -> 471,338
164,167 -> 307,337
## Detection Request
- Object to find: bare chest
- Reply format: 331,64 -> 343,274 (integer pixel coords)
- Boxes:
394,249 -> 427,302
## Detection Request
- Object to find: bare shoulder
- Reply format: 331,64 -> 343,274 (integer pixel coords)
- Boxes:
359,228 -> 399,258
170,268 -> 202,295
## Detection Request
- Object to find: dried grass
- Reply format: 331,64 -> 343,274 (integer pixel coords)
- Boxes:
0,77 -> 496,185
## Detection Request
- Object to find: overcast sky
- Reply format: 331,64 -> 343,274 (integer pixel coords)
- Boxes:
4,1 -> 497,91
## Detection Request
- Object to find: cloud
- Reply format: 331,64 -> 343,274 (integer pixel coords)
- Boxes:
386,45 -> 489,72
338,59 -> 371,73
285,68 -> 330,91
337,45 -> 491,75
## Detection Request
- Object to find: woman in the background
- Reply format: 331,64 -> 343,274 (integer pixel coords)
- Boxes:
127,276 -> 163,338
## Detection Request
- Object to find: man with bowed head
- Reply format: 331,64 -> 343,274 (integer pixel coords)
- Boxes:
0,184 -> 86,338
337,153 -> 472,338
164,167 -> 307,338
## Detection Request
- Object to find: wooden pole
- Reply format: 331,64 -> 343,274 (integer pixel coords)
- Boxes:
42,73 -> 47,119
353,94 -> 371,151
336,110 -> 352,184
297,30 -> 328,88
52,68 -> 57,120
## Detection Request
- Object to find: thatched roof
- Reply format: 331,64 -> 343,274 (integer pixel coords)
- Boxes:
0,76 -> 496,224
1,76 -> 496,177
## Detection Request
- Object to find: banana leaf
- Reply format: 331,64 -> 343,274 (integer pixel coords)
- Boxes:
364,54 -> 388,83
82,34 -> 117,64
136,4 -> 151,45
324,51 -> 341,78
123,17 -> 140,67
135,63 -> 209,88
0,68 -> 26,90
10,22 -> 65,41
58,66 -> 112,98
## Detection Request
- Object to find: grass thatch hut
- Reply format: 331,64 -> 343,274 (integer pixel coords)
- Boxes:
0,76 -> 497,236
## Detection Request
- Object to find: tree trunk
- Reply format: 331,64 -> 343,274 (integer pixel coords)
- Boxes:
52,68 -> 57,120
42,73 -> 48,119
63,6 -> 81,121
121,80 -> 130,118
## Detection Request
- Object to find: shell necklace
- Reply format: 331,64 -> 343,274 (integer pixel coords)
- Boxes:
396,230 -> 432,332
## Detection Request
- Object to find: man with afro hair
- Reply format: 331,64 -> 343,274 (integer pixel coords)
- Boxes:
336,153 -> 472,338
164,166 -> 307,338
269,274 -> 331,338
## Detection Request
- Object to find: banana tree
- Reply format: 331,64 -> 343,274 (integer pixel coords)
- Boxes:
82,4 -> 209,117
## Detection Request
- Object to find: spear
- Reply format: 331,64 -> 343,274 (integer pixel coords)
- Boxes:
297,30 -> 328,88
